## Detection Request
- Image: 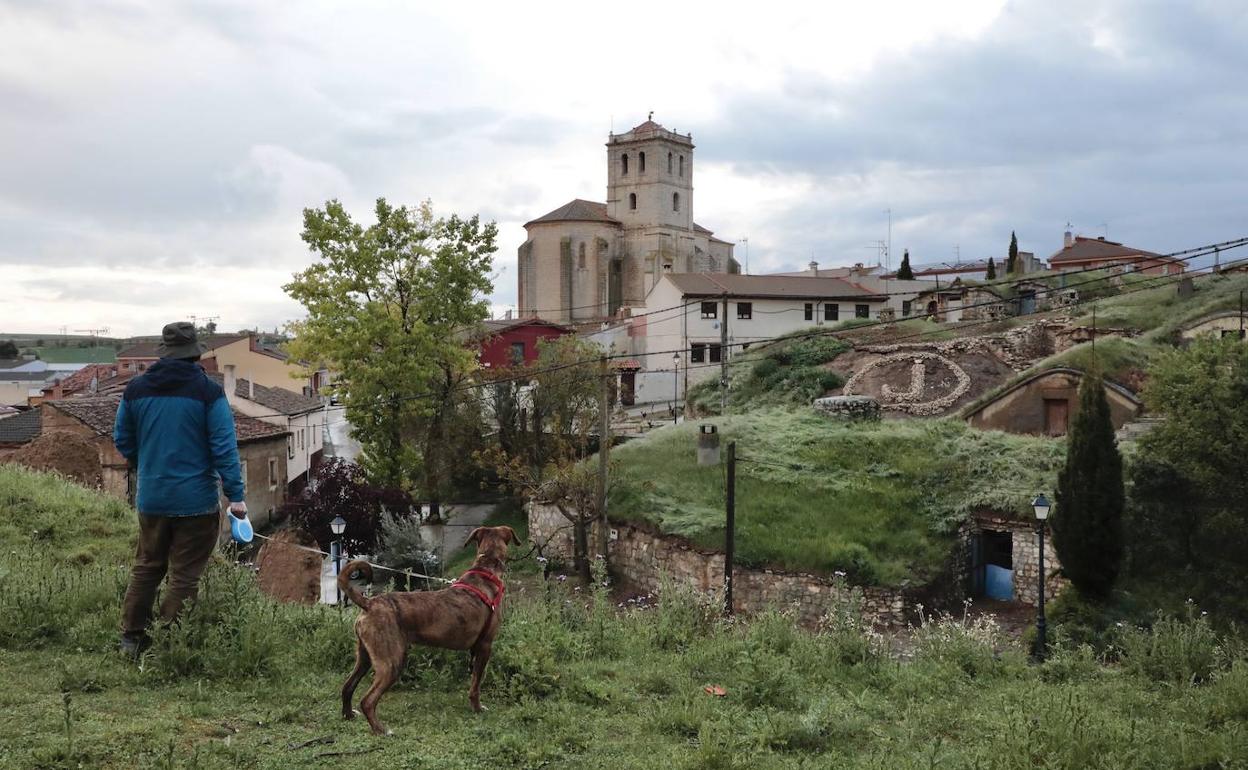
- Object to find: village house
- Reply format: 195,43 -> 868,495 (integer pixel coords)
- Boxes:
0,407 -> 41,458
41,395 -> 290,536
588,272 -> 888,404
769,261 -> 936,321
894,252 -> 1042,282
210,365 -> 327,496
1180,310 -> 1247,341
473,317 -> 574,368
963,367 -> 1141,436
517,117 -> 737,324
117,333 -> 312,394
1047,230 -> 1184,276
0,369 -> 58,407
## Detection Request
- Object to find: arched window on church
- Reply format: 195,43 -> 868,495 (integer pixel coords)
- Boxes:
578,242 -> 586,269
639,152 -> 646,173
673,192 -> 680,212
621,154 -> 629,175
679,155 -> 684,177
668,152 -> 673,173
629,193 -> 637,210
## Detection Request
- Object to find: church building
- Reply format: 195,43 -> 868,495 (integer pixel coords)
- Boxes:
517,117 -> 737,324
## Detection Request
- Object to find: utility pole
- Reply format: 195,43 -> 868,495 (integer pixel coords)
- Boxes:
75,327 -> 109,366
595,356 -> 612,562
724,441 -> 736,616
720,293 -> 729,413
1239,290 -> 1244,339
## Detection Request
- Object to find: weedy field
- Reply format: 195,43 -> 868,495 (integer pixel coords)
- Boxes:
2,466 -> 1247,769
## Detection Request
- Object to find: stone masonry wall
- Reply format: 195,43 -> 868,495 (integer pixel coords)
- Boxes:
957,513 -> 1068,606
528,503 -> 916,627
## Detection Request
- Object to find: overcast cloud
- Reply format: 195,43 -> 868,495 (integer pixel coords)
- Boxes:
2,0 -> 1245,336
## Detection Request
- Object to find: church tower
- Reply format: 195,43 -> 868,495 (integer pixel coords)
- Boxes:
605,116 -> 694,232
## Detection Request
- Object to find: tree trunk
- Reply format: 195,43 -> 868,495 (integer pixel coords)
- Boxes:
572,516 -> 592,583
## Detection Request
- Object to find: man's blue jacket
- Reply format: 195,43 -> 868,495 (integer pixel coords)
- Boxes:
113,358 -> 245,516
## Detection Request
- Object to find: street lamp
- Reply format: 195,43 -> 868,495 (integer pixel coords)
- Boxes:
672,351 -> 680,425
330,514 -> 347,606
1031,493 -> 1052,659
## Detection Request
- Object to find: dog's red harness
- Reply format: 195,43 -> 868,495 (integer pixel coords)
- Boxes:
450,568 -> 506,612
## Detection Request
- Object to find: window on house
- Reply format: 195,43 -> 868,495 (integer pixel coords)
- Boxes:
737,302 -> 752,319
804,303 -> 813,321
679,155 -> 684,176
621,154 -> 629,175
578,242 -> 586,269
673,192 -> 680,212
902,300 -> 912,317
639,151 -> 646,172
668,152 -> 673,173
690,343 -> 706,363
708,343 -> 722,363
825,303 -> 839,322
510,341 -> 525,364
855,304 -> 870,319
268,458 -> 277,490
629,193 -> 637,210
700,301 -> 717,319
287,436 -> 294,460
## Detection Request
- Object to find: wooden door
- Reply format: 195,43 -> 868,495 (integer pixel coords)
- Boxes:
619,371 -> 636,406
1044,398 -> 1069,436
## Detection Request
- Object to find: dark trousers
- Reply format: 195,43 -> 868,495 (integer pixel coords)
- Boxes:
121,512 -> 220,635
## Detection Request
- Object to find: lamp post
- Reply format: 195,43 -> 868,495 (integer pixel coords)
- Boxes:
330,514 -> 347,606
672,351 -> 680,425
1031,493 -> 1052,660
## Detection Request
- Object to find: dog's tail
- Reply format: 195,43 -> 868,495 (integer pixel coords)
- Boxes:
338,560 -> 373,611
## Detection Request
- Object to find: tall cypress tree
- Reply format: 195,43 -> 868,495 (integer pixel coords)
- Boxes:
1006,231 -> 1019,274
986,257 -> 997,280
896,249 -> 914,280
1051,370 -> 1125,600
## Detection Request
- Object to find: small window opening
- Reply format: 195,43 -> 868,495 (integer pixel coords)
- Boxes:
673,192 -> 680,212
679,155 -> 684,176
736,302 -> 752,319
708,343 -> 722,363
639,151 -> 646,173
803,303 -> 813,321
700,301 -> 717,319
510,341 -> 525,364
578,242 -> 586,269
628,193 -> 637,210
621,154 -> 629,175
690,343 -> 706,363
668,152 -> 673,173
855,304 -> 870,319
825,303 -> 839,322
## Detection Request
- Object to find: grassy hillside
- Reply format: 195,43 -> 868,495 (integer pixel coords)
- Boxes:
608,409 -> 1063,585
2,468 -> 1247,768
0,464 -> 134,566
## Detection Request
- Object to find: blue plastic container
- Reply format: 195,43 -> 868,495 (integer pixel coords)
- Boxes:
230,513 -> 254,544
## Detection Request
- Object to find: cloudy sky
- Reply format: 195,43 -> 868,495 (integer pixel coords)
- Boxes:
3,0 -> 1246,337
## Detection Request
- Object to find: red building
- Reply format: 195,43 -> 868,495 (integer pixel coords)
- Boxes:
1047,234 -> 1185,276
475,318 -> 573,368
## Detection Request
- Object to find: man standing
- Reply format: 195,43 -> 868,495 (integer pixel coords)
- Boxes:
113,322 -> 247,656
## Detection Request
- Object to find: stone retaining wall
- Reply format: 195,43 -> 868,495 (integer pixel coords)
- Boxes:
528,502 -> 922,627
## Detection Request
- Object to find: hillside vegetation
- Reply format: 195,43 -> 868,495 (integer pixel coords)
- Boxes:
2,467 -> 1248,769
608,409 -> 1064,585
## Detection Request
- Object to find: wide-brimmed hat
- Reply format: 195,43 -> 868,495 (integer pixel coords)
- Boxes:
157,321 -> 209,359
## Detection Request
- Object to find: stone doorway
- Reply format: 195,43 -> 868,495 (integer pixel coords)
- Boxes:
970,530 -> 1014,601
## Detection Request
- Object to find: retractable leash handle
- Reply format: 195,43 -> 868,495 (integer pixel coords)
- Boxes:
230,513 -> 254,543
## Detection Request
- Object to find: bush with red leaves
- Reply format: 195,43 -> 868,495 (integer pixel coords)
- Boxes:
281,458 -> 415,556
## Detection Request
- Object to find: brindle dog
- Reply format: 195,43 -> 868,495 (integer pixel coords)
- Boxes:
338,525 -> 518,735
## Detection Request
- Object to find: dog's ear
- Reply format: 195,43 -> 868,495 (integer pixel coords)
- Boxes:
500,526 -> 520,545
465,527 -> 486,548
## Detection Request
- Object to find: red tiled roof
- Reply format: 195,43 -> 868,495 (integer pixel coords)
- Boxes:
524,199 -> 621,228
46,395 -> 287,444
1047,236 -> 1171,264
664,272 -> 885,300
42,364 -> 120,396
206,372 -> 323,415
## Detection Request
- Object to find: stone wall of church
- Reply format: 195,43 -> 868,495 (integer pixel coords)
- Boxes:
525,221 -> 620,322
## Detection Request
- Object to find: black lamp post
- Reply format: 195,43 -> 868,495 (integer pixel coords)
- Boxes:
672,352 -> 680,425
330,514 -> 347,606
1031,493 -> 1052,659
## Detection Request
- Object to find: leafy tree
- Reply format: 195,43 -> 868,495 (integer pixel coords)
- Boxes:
1128,338 -> 1248,614
1006,231 -> 1019,274
985,257 -> 997,280
284,199 -> 497,509
896,249 -> 914,280
0,340 -> 19,358
282,458 -> 415,556
478,336 -> 605,582
1051,370 -> 1124,600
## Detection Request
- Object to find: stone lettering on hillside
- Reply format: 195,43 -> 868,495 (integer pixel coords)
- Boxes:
843,351 -> 971,415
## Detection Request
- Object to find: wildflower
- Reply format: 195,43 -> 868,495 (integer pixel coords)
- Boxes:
536,556 -> 548,565
834,570 -> 847,578
556,574 -> 567,582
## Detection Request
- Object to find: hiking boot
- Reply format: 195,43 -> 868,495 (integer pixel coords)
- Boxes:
119,632 -> 150,659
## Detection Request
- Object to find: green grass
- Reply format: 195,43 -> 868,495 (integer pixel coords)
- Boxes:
1070,270 -> 1248,340
3,467 -> 1248,769
0,464 -> 135,567
689,332 -> 850,415
608,409 -> 1064,585
31,346 -> 118,363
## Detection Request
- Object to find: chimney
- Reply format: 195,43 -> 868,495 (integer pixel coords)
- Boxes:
223,364 -> 237,406
504,308 -> 513,320
808,261 -> 819,275
1063,229 -> 1073,249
